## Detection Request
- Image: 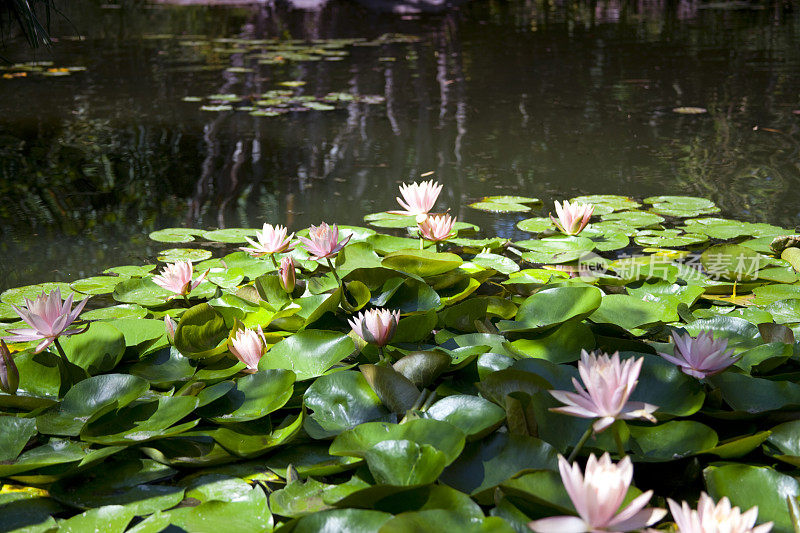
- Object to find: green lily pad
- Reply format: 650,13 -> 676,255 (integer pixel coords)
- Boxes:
70,276 -> 128,295
112,277 -> 171,307
704,463 -> 798,532
439,432 -> 558,502
104,265 -> 157,277
424,395 -> 506,439
37,374 -> 150,436
200,369 -> 295,422
499,285 -> 602,333
81,304 -> 148,320
303,370 -> 392,439
1,282 -> 76,307
382,249 -> 463,277
149,228 -> 205,243
81,395 -> 199,445
258,329 -> 355,380
203,228 -> 260,243
157,248 -> 213,263
645,195 -> 720,217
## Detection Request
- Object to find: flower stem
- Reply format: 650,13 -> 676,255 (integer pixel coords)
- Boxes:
53,338 -> 69,366
567,424 -> 594,462
378,346 -> 385,363
271,254 -> 279,269
419,237 -> 424,250
326,257 -> 354,312
614,423 -> 627,458
326,257 -> 343,287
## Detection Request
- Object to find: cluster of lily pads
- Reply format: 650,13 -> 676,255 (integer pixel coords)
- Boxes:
160,33 -> 415,116
3,181 -> 800,532
0,61 -> 86,79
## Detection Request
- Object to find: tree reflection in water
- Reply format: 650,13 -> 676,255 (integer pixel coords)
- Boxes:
0,0 -> 798,289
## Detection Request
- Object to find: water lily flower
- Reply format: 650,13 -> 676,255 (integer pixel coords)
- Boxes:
240,223 -> 295,257
348,308 -> 400,347
4,288 -> 89,353
550,350 -> 658,433
528,453 -> 666,533
279,256 -> 296,293
297,222 -> 352,261
164,316 -> 177,343
551,200 -> 594,235
0,340 -> 19,395
228,325 -> 268,371
668,492 -> 772,533
658,330 -> 739,379
418,213 -> 457,243
152,261 -> 207,298
390,180 -> 443,222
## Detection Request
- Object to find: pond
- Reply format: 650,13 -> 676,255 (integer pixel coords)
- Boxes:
1,0 -> 798,291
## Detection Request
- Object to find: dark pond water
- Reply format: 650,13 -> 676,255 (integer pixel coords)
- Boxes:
1,0 -> 799,291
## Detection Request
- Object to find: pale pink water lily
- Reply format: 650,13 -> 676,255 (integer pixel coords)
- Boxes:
228,325 -> 268,371
240,223 -> 295,257
389,180 -> 443,223
659,330 -> 739,379
297,222 -> 352,261
152,261 -> 207,298
667,492 -> 772,533
550,350 -> 658,433
3,289 -> 90,353
348,308 -> 400,347
418,213 -> 457,243
529,454 -> 666,533
278,256 -> 296,293
551,200 -> 594,235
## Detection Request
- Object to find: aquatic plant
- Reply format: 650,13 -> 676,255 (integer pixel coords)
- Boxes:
528,454 -> 666,533
0,189 -> 796,532
668,493 -> 773,533
4,288 -> 88,353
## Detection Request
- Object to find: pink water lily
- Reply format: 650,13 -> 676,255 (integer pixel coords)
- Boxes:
240,223 -> 295,257
659,330 -> 739,379
390,180 -> 443,222
348,308 -> 400,347
279,256 -> 296,293
550,350 -> 658,433
529,454 -> 666,533
668,492 -> 772,533
4,288 -> 89,353
551,200 -> 594,235
297,222 -> 352,261
418,213 -> 457,243
152,261 -> 207,298
229,325 -> 268,371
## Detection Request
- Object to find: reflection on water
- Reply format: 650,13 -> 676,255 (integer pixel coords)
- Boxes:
0,0 -> 798,290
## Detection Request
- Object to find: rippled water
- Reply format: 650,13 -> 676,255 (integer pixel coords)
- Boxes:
1,0 -> 798,290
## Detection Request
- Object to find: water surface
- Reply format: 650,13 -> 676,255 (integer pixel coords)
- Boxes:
1,0 -> 799,290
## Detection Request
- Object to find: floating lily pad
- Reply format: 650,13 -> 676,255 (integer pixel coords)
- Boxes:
149,228 -> 206,243
157,248 -> 212,263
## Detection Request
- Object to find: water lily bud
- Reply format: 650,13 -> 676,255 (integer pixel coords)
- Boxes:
0,340 -> 19,395
279,256 -> 296,294
164,316 -> 177,343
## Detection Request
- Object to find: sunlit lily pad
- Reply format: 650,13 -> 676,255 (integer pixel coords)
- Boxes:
157,248 -> 212,263
70,276 -> 128,295
149,228 -> 206,243
645,195 -> 720,217
1,282 -> 76,306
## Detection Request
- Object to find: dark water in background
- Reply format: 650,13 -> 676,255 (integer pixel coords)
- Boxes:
0,0 -> 799,291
